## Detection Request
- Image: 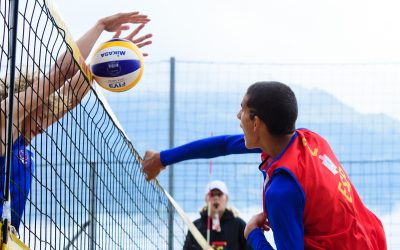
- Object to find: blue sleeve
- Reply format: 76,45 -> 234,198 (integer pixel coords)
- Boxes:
265,170 -> 305,250
160,134 -> 261,166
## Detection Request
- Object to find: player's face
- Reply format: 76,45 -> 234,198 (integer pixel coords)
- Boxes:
237,95 -> 257,148
206,189 -> 227,215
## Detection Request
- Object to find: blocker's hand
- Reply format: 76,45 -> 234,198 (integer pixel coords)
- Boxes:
142,150 -> 166,181
244,212 -> 270,239
98,11 -> 150,33
113,23 -> 153,57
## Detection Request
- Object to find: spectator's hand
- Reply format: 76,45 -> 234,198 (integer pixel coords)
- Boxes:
98,11 -> 150,33
113,24 -> 153,57
142,150 -> 165,181
244,212 -> 270,239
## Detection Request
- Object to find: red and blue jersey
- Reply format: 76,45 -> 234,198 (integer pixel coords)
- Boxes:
159,132 -> 386,249
257,129 -> 386,250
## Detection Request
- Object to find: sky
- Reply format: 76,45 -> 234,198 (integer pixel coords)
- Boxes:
54,0 -> 400,63
52,0 -> 400,121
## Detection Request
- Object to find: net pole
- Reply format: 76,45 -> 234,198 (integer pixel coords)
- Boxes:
2,0 -> 19,243
89,162 -> 97,250
206,133 -> 213,245
168,57 -> 176,250
206,159 -> 212,244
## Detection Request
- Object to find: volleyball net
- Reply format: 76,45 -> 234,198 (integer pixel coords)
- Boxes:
0,0 -> 192,249
2,0 -> 400,249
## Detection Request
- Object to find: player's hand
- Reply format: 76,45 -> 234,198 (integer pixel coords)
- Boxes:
113,24 -> 153,57
98,11 -> 150,33
244,212 -> 270,239
142,150 -> 166,181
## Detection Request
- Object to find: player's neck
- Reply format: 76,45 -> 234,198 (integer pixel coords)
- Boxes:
261,132 -> 294,158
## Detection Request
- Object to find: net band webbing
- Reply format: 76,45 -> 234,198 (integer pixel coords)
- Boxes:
153,179 -> 212,250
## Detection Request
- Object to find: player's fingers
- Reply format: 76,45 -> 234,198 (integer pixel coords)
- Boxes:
262,225 -> 270,231
133,34 -> 153,44
136,41 -> 152,50
124,11 -> 140,16
112,30 -> 122,38
129,16 -> 150,24
126,24 -> 145,40
118,25 -> 130,31
143,151 -> 150,159
145,171 -> 155,181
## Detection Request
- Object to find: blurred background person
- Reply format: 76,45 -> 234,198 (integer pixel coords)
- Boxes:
183,180 -> 251,250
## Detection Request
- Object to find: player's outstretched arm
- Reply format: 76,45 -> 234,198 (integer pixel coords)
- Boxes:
142,134 -> 262,181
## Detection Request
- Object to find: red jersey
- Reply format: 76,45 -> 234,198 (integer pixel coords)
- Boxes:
263,129 -> 386,250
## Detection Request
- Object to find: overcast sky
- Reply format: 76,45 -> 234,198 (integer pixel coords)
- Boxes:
52,0 -> 400,121
55,0 -> 400,63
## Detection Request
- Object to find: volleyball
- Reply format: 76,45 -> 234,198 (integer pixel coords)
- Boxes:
90,38 -> 144,92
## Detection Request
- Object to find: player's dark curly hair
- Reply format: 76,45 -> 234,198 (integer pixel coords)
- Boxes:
246,81 -> 298,136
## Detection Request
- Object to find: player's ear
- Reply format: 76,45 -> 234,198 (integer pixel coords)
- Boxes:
254,115 -> 267,134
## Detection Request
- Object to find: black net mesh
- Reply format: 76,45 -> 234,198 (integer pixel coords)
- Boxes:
0,0 -> 185,249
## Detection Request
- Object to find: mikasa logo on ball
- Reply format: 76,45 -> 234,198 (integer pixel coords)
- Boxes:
100,50 -> 126,57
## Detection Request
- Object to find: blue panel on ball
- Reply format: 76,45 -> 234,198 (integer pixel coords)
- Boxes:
92,60 -> 141,77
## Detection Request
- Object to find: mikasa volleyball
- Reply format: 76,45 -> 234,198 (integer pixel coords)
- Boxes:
90,38 -> 144,92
